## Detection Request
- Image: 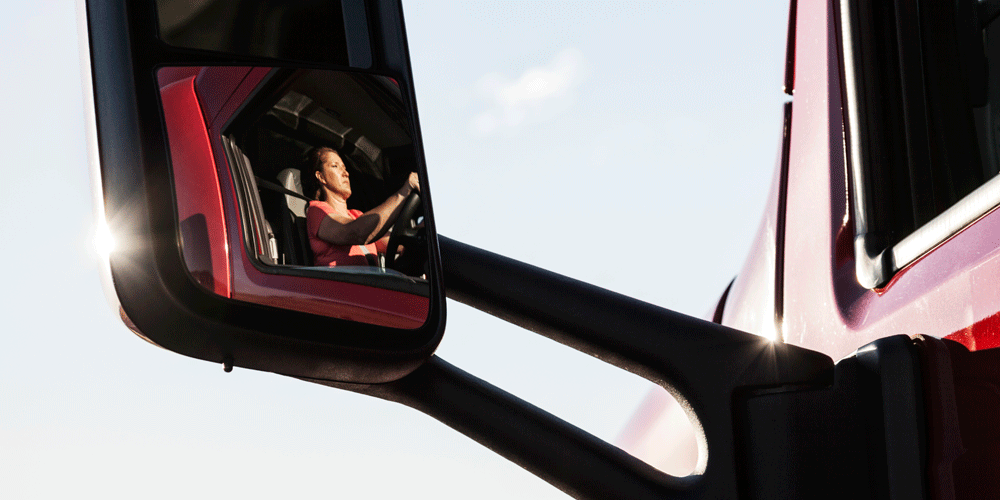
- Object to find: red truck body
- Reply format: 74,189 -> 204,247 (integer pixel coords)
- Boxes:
624,0 -> 1000,489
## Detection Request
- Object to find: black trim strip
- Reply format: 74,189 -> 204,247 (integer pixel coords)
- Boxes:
784,0 -> 798,95
774,101 -> 792,338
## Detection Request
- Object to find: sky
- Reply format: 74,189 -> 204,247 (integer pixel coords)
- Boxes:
0,1 -> 790,498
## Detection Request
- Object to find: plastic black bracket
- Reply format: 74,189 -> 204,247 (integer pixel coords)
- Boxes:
311,237 -> 834,499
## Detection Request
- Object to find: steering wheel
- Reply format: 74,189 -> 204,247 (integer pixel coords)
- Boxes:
385,192 -> 425,274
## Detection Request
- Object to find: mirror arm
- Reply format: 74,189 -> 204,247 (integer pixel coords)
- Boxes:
438,236 -> 832,391
305,337 -> 932,499
306,356 -> 693,499
434,235 -> 834,497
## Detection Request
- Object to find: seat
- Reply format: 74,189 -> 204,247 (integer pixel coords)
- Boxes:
274,168 -> 313,266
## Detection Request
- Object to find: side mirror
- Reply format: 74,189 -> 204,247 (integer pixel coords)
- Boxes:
83,0 -> 444,383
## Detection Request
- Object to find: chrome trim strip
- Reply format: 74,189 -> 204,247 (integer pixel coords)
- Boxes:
840,0 -> 867,234
893,173 -> 1000,268
840,0 -> 888,288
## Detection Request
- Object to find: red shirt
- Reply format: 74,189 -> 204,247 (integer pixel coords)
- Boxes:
306,201 -> 378,266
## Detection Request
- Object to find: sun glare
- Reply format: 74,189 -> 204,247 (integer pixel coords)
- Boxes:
94,220 -> 116,259
758,321 -> 779,342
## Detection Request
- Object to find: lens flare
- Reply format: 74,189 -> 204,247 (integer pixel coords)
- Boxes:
94,220 -> 116,259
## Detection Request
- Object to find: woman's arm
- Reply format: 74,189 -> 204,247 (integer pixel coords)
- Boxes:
314,172 -> 419,246
374,233 -> 391,254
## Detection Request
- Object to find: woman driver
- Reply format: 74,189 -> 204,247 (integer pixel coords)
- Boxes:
305,146 -> 420,267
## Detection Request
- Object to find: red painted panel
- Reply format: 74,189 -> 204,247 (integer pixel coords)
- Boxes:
157,67 -> 201,88
637,0 -> 1000,484
947,310 -> 1000,351
159,75 -> 231,296
194,66 -> 253,126
229,249 -> 428,329
211,67 -> 272,130
764,0 -> 1000,360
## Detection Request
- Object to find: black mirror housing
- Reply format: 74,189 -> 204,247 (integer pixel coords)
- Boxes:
82,0 -> 445,383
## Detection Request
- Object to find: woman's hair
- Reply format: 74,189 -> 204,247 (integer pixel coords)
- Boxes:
304,146 -> 337,200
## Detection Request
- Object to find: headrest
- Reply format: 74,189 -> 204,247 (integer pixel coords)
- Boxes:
277,168 -> 307,218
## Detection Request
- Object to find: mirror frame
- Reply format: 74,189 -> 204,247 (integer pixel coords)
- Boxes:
82,0 -> 445,383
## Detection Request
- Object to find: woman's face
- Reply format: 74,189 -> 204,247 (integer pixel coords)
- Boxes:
316,151 -> 351,199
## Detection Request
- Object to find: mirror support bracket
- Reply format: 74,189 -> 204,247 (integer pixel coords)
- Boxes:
308,356 -> 694,499
316,237 -> 835,498
310,317 -> 932,500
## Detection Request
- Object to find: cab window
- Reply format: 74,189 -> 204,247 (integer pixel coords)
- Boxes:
841,0 -> 1000,287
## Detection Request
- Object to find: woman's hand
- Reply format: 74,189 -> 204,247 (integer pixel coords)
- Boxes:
407,172 -> 420,192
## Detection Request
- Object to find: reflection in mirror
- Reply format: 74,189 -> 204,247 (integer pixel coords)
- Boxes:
158,67 -> 430,329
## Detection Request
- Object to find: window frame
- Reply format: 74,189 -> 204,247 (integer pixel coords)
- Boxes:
218,68 -> 431,297
839,0 -> 1000,288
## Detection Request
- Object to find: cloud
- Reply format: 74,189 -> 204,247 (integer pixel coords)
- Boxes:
471,48 -> 586,135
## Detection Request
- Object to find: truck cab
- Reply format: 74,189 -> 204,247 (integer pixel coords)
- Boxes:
623,0 -> 1000,495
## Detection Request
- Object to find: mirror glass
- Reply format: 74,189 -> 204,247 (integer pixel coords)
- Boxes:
154,0 -> 370,67
158,66 -> 430,329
